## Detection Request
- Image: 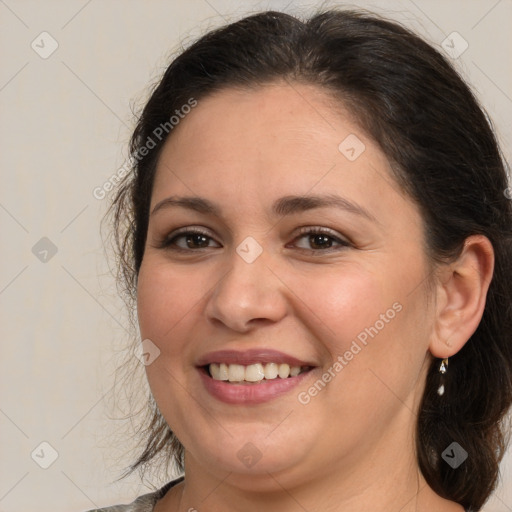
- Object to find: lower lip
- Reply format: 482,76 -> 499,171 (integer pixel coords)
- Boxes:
198,368 -> 313,405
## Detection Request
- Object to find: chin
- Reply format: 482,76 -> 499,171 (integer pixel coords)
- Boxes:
185,428 -> 312,483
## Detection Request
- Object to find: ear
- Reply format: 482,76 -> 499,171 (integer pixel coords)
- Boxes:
429,235 -> 494,359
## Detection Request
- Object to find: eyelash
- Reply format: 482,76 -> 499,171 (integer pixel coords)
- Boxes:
157,226 -> 351,255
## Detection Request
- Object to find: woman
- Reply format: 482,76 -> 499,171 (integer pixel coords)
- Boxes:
89,8 -> 512,512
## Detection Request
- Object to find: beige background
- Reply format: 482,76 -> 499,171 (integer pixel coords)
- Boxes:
1,0 -> 511,511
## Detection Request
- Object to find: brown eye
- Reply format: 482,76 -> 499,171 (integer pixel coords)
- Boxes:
291,227 -> 350,253
159,228 -> 221,251
308,233 -> 334,249
183,233 -> 210,249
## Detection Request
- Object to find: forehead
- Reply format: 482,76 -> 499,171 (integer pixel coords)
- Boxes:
161,83 -> 357,166
151,83 -> 410,221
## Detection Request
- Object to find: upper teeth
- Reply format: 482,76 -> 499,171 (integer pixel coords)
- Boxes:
209,363 -> 303,382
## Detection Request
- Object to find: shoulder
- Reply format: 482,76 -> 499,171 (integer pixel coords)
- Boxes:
83,476 -> 184,512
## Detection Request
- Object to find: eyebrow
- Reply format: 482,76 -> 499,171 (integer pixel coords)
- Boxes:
150,193 -> 378,223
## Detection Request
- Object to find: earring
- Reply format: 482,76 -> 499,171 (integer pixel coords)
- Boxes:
437,358 -> 448,396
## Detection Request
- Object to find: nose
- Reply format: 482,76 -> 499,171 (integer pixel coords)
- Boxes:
204,244 -> 288,333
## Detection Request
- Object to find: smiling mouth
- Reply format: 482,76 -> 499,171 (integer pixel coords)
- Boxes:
204,362 -> 313,383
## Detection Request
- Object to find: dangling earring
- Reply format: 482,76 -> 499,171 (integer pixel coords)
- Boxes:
437,358 -> 448,396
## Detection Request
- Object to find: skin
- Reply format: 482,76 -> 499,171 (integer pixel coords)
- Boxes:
136,82 -> 494,512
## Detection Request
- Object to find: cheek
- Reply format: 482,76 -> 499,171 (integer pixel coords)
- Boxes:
136,260 -> 205,417
136,260 -> 205,343
291,260 -> 429,394
289,265 -> 391,353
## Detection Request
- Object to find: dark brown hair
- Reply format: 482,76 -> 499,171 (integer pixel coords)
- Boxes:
108,9 -> 512,511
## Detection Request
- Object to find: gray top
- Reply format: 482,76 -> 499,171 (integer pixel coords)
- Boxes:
85,477 -> 184,512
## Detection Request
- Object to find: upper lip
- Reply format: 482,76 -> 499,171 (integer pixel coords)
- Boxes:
196,349 -> 316,367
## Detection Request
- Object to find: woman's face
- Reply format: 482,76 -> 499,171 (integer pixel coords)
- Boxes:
137,83 -> 435,487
